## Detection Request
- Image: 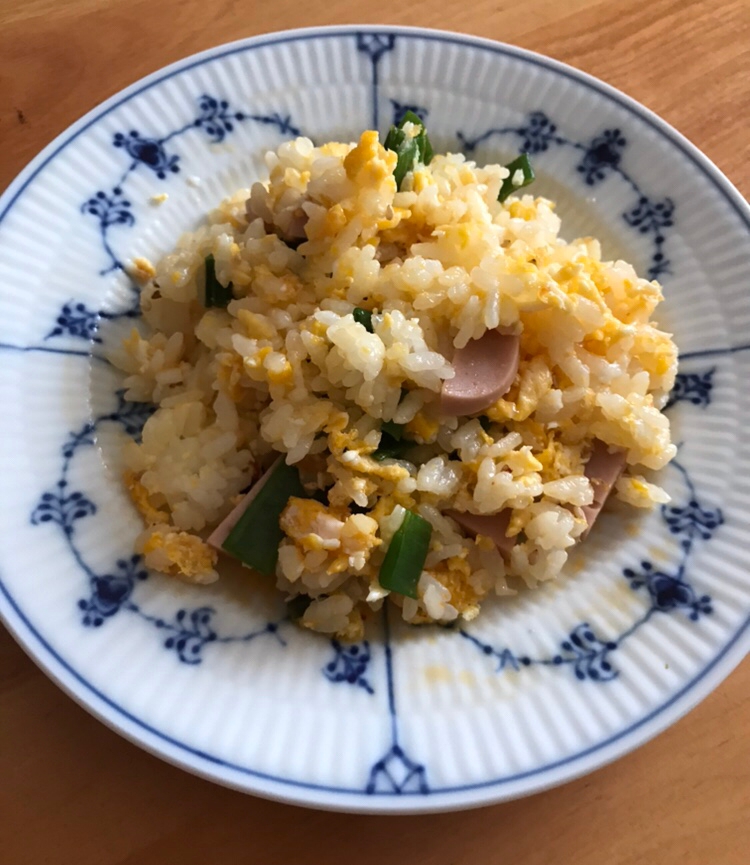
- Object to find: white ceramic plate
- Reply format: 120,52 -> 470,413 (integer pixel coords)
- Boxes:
1,26 -> 748,814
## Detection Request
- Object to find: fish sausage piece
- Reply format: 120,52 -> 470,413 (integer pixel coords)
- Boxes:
207,458 -> 281,550
581,440 -> 627,536
441,330 -> 520,417
447,509 -> 516,558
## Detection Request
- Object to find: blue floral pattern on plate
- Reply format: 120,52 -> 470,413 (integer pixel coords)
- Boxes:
324,639 -> 375,693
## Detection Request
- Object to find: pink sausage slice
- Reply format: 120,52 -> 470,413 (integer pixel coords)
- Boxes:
580,440 -> 627,536
441,330 -> 520,417
207,457 -> 281,550
447,509 -> 516,558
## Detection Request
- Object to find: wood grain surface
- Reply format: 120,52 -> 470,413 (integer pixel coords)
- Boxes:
1,1 -> 748,863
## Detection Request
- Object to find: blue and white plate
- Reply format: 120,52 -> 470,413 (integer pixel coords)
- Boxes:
1,26 -> 748,813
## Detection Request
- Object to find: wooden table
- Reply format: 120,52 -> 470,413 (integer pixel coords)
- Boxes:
1,1 -> 748,862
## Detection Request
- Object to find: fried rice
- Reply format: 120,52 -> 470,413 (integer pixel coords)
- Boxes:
109,127 -> 677,640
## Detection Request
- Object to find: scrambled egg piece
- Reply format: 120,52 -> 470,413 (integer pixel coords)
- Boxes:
128,256 -> 156,283
534,438 -> 584,483
281,498 -> 345,552
215,352 -> 246,402
265,354 -> 294,385
431,555 -> 482,617
280,499 -> 381,579
405,412 -> 440,444
327,423 -> 413,486
124,470 -> 168,525
615,475 -> 671,508
340,513 -> 381,556
237,309 -> 276,341
336,607 -> 365,642
138,526 -> 218,585
508,200 -> 538,221
343,130 -> 397,187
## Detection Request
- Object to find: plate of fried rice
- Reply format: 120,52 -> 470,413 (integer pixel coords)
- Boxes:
0,26 -> 748,813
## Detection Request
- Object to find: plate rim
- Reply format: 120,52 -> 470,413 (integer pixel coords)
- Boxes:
0,24 -> 748,813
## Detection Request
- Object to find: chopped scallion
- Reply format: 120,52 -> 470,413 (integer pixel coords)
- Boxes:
373,425 -> 414,461
378,510 -> 432,599
381,420 -> 405,441
372,441 -> 413,461
353,307 -> 374,332
204,254 -> 234,308
384,111 -> 434,189
222,460 -> 306,576
498,153 -> 535,203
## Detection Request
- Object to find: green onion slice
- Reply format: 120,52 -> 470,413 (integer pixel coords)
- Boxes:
498,153 -> 535,203
378,510 -> 433,599
372,439 -> 413,461
353,307 -> 374,332
204,254 -> 234,308
381,420 -> 405,441
222,459 -> 306,576
373,424 -> 414,461
384,111 -> 434,189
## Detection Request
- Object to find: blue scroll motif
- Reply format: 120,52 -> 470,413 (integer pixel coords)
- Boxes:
666,369 -> 715,409
324,639 -> 374,694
